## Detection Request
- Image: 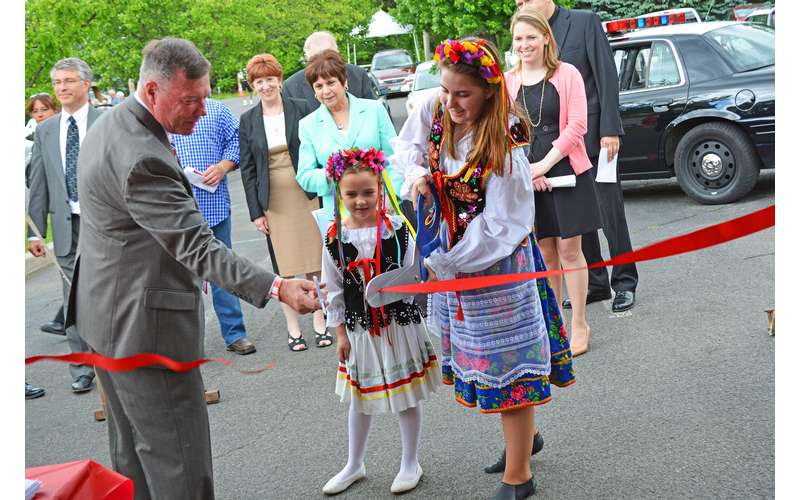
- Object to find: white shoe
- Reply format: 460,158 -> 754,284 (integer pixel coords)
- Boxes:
322,464 -> 366,495
390,464 -> 423,494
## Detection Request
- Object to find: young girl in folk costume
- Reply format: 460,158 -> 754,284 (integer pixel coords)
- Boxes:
320,147 -> 441,496
390,38 -> 574,499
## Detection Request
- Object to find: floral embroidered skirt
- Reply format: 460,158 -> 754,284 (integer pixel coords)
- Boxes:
336,320 -> 441,415
429,236 -> 560,413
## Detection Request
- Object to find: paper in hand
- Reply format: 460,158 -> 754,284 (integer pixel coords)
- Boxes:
183,167 -> 219,193
547,175 -> 576,188
311,208 -> 330,239
595,147 -> 618,183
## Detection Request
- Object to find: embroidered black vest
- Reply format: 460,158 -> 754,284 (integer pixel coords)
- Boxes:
325,224 -> 422,333
427,103 -> 530,247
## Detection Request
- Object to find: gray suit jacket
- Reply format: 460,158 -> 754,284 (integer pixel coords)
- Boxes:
27,107 -> 103,257
66,97 -> 276,361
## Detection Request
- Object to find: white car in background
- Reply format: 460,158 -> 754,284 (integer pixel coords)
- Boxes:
745,7 -> 775,28
405,60 -> 441,116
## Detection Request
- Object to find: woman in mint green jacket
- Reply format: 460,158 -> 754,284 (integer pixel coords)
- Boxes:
296,49 -> 405,225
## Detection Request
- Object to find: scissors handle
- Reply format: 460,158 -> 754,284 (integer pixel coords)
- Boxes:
415,183 -> 441,281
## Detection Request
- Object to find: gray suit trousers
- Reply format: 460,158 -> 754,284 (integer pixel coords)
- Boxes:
57,214 -> 94,380
96,366 -> 214,500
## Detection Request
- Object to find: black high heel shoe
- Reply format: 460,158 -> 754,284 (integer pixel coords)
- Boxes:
491,478 -> 536,500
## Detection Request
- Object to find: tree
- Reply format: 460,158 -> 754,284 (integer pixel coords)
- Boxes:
391,0 -> 575,54
25,0 -> 379,95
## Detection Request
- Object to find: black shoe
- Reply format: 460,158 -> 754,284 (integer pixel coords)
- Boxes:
484,432 -> 544,474
491,478 -> 536,500
40,321 -> 66,336
71,375 -> 94,393
25,383 -> 45,399
612,291 -> 635,313
562,289 -> 612,310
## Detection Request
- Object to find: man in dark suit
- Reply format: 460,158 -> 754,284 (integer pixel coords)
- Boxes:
283,31 -> 377,113
520,0 -> 638,314
68,37 -> 321,499
27,57 -> 99,393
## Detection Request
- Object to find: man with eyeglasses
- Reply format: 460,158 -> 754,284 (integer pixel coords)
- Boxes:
27,57 -> 100,394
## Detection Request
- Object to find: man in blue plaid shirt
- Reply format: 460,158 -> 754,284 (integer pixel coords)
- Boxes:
172,98 -> 256,355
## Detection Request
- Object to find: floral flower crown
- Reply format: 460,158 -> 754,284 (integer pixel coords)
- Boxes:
434,39 -> 502,85
325,147 -> 386,182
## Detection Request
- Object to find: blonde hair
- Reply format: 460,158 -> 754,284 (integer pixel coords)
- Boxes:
511,6 -> 560,80
437,38 -> 528,177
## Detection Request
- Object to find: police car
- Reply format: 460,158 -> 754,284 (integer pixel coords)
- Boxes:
606,13 -> 775,204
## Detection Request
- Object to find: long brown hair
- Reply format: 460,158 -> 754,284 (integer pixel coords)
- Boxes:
437,38 -> 528,177
510,6 -> 560,80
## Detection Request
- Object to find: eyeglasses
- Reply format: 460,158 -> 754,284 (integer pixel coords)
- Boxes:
52,78 -> 83,86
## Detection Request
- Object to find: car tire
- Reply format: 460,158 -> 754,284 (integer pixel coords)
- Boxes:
674,121 -> 760,204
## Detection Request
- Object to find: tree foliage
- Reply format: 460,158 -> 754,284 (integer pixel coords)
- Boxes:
25,0 -> 378,94
390,0 -> 575,54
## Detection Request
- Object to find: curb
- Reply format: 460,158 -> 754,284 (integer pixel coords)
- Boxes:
25,242 -> 55,277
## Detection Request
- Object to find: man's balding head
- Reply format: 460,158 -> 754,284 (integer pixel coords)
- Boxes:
304,31 -> 339,62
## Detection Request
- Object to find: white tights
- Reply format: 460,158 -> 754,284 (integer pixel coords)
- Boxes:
330,404 -> 422,481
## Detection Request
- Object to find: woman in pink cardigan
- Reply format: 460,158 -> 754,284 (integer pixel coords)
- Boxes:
506,6 -> 601,356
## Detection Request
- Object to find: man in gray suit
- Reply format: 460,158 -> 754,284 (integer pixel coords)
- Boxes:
27,57 -> 98,393
67,38 -> 321,500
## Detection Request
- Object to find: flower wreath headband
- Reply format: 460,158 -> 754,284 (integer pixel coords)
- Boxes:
325,147 -> 386,182
432,38 -> 524,171
434,39 -> 502,85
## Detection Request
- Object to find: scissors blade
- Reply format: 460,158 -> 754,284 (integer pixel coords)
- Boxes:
365,249 -> 422,308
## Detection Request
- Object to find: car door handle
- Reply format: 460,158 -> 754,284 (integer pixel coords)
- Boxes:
652,99 -> 678,112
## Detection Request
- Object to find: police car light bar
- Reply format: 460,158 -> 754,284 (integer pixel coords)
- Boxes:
604,12 -> 687,34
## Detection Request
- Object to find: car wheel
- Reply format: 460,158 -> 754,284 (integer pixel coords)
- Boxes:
674,122 -> 760,204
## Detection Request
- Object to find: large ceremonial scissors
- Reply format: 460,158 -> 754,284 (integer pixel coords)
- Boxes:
365,183 -> 440,308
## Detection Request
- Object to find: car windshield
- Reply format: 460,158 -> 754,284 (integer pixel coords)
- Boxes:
704,24 -> 774,72
373,52 -> 413,70
414,66 -> 440,90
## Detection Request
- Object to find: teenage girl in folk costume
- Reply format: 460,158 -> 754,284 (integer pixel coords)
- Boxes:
390,38 -> 574,500
320,147 -> 440,496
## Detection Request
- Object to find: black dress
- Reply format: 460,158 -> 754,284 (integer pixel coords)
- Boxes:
518,80 -> 601,239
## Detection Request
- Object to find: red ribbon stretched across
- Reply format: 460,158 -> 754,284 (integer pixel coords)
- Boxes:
382,204 -> 775,295
25,205 -> 773,373
25,352 -> 274,374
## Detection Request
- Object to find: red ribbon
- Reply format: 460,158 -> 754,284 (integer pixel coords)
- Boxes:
26,205 -> 773,374
382,204 -> 774,295
25,352 -> 274,374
